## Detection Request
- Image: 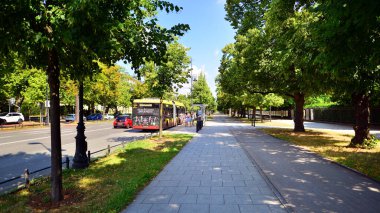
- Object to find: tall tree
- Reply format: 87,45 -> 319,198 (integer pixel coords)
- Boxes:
0,0 -> 188,202
192,72 -> 216,111
312,0 -> 380,146
141,41 -> 191,137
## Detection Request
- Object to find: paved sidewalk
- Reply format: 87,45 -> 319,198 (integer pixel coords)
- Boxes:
228,118 -> 380,212
122,117 -> 287,213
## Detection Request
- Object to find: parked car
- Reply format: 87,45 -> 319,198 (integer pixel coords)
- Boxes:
87,113 -> 102,120
113,114 -> 132,128
65,114 -> 86,122
0,112 -> 24,124
104,114 -> 114,120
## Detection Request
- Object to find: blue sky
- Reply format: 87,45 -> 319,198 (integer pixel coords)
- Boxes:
118,0 -> 235,97
158,0 -> 235,96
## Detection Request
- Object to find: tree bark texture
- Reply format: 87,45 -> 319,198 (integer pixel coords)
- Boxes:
293,92 -> 305,132
349,93 -> 371,146
72,82 -> 89,169
47,49 -> 63,202
252,106 -> 256,120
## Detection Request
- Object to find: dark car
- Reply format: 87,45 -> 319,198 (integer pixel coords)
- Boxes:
113,114 -> 132,128
87,113 -> 102,120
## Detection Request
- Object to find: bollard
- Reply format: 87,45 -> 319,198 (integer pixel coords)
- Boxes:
150,132 -> 153,138
66,156 -> 70,169
87,151 -> 91,164
24,169 -> 30,189
122,141 -> 125,148
107,145 -> 110,155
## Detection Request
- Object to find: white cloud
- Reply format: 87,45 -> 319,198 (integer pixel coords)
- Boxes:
216,0 -> 225,5
177,64 -> 207,95
214,49 -> 220,58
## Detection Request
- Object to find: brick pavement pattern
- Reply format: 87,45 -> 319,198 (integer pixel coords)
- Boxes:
122,120 -> 286,213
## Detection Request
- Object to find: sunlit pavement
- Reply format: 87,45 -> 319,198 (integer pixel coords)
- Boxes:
123,115 -> 287,213
252,119 -> 380,139
123,114 -> 380,213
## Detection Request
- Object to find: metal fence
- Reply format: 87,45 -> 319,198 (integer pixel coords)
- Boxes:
0,132 -> 158,194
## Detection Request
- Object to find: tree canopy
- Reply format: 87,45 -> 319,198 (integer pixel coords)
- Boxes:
219,0 -> 380,145
0,0 -> 189,202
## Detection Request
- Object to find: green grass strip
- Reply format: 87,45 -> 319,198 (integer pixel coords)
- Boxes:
0,133 -> 193,212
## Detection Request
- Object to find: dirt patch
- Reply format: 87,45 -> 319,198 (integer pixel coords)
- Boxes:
149,137 -> 177,150
28,189 -> 84,211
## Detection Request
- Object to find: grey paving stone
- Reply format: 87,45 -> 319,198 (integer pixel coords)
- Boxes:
123,204 -> 152,213
197,194 -> 224,204
178,180 -> 201,186
223,180 -> 246,187
162,186 -> 188,194
232,174 -> 254,180
156,174 -> 173,181
149,204 -> 180,213
170,174 -> 193,181
203,170 -> 222,176
191,174 -> 212,181
211,186 -> 235,194
250,195 -> 281,205
201,180 -> 223,187
142,194 -> 172,204
156,180 -> 180,187
210,204 -> 240,213
239,204 -> 272,213
140,186 -> 165,195
269,205 -> 288,213
244,179 -> 267,186
224,194 -> 253,204
258,186 -> 275,195
186,186 -> 211,194
221,169 -> 242,175
211,174 -> 233,181
235,186 -> 261,195
179,204 -> 209,213
169,194 -> 197,204
184,170 -> 203,175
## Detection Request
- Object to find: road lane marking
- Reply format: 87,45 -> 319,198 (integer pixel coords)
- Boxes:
0,127 -> 113,146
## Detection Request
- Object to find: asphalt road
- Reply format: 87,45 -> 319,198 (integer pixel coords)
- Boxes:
0,121 -> 151,194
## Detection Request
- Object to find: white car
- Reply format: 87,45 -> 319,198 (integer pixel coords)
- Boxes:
104,114 -> 114,120
65,114 -> 87,122
0,112 -> 24,124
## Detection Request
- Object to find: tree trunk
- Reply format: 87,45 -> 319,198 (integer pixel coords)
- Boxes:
349,93 -> 371,147
252,106 -> 256,120
293,92 -> 305,132
159,98 -> 163,138
72,81 -> 89,169
47,49 -> 63,202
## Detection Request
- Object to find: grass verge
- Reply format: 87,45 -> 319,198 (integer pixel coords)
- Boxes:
0,133 -> 193,212
262,128 -> 380,181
